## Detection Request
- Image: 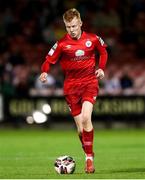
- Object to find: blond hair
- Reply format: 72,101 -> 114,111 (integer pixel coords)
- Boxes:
63,8 -> 81,22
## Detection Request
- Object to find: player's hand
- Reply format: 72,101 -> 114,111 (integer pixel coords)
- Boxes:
95,69 -> 105,79
39,72 -> 48,82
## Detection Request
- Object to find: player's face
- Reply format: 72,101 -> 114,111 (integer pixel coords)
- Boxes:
64,17 -> 82,39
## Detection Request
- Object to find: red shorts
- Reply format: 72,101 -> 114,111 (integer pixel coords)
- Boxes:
64,79 -> 99,117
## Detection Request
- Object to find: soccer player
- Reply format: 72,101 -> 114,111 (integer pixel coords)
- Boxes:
39,8 -> 108,173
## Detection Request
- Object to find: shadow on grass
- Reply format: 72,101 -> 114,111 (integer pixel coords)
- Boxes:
98,168 -> 145,174
47,168 -> 145,178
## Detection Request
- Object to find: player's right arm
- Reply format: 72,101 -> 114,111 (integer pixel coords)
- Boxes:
39,42 -> 62,83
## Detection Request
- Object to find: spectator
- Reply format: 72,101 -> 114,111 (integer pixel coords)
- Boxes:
120,71 -> 134,95
103,71 -> 122,95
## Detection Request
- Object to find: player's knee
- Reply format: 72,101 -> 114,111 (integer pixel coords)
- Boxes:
82,113 -> 89,125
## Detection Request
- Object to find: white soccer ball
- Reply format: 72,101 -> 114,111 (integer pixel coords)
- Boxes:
54,155 -> 76,174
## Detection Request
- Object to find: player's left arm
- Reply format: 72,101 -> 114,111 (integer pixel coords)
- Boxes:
95,36 -> 108,79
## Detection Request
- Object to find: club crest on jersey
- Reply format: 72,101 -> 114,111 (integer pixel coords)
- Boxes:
85,40 -> 92,47
75,50 -> 85,56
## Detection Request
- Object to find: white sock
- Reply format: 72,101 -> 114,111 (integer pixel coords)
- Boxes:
86,155 -> 93,161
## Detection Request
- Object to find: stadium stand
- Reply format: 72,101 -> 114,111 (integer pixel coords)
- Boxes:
0,0 -> 145,97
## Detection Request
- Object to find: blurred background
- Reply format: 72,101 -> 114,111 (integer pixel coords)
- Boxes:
0,0 -> 145,129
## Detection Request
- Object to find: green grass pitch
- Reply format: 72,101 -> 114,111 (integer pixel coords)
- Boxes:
0,128 -> 145,179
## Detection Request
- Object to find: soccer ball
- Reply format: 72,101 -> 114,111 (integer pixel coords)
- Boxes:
54,155 -> 76,174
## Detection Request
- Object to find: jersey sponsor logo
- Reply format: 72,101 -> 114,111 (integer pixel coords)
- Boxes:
71,55 -> 90,61
48,42 -> 58,56
75,50 -> 85,57
85,40 -> 92,47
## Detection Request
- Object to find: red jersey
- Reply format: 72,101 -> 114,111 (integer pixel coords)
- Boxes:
41,31 -> 108,94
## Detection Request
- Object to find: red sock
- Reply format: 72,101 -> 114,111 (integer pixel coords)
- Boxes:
82,129 -> 94,157
78,133 -> 85,151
